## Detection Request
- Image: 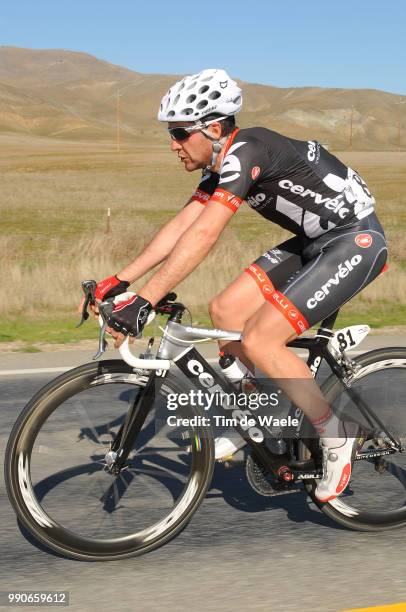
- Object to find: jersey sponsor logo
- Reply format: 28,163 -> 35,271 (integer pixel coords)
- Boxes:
219,141 -> 246,185
355,233 -> 372,248
279,179 -> 351,219
251,166 -> 261,180
212,188 -> 242,212
247,192 -> 270,210
262,247 -> 283,264
193,189 -> 211,204
306,255 -> 363,310
307,140 -> 320,163
263,253 -> 279,264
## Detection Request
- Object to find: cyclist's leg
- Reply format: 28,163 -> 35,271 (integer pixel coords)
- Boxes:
209,236 -> 304,368
242,216 -> 387,500
242,215 -> 388,422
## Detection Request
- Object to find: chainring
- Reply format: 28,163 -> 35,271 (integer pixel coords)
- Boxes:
245,452 -> 302,497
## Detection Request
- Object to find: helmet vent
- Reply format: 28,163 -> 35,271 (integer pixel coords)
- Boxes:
168,110 -> 175,117
209,90 -> 221,100
199,85 -> 209,94
201,76 -> 213,82
187,81 -> 197,90
182,107 -> 194,115
196,100 -> 208,110
186,94 -> 197,103
174,94 -> 180,104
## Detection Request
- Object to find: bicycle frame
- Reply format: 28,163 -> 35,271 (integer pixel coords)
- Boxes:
111,309 -> 341,475
108,306 -> 401,478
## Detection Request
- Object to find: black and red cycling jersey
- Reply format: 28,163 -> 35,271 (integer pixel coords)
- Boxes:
191,127 -> 375,238
188,126 -> 387,334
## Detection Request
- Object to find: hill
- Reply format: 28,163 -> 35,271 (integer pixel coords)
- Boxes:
0,46 -> 404,149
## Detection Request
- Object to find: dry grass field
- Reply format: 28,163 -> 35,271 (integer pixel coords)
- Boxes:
1,134 -> 406,346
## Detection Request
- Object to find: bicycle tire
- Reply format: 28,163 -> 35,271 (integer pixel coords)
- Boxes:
298,347 -> 406,531
5,359 -> 215,560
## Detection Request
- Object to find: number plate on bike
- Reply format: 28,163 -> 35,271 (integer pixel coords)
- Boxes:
329,325 -> 370,353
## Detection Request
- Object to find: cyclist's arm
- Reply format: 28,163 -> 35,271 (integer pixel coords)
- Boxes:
139,199 -> 237,305
117,199 -> 207,283
137,136 -> 267,305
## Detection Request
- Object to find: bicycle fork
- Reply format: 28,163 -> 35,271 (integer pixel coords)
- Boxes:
105,371 -> 165,474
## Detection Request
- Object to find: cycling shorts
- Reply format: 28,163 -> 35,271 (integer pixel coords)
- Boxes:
245,212 -> 388,335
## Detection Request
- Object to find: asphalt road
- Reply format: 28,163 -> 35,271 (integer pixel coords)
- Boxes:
1,339 -> 406,612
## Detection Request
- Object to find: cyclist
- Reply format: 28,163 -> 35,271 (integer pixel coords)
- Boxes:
86,68 -> 388,502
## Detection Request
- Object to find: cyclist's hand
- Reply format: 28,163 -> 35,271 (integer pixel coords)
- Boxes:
106,294 -> 152,345
77,275 -> 130,317
105,328 -> 135,349
95,275 -> 130,301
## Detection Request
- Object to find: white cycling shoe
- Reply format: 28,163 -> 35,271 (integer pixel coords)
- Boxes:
315,433 -> 358,503
215,434 -> 246,460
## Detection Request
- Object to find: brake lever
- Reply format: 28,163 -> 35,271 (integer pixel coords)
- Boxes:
92,299 -> 114,360
93,318 -> 108,360
76,280 -> 97,328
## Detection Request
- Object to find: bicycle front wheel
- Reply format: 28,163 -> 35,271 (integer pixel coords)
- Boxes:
302,347 -> 406,531
5,360 -> 214,560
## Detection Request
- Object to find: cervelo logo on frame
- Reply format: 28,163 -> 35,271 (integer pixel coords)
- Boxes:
278,179 -> 350,219
355,233 -> 373,248
186,359 -> 265,444
306,255 -> 363,309
251,166 -> 261,180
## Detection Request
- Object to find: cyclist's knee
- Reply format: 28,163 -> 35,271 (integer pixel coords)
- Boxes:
208,295 -> 222,325
242,328 -> 280,362
209,294 -> 234,327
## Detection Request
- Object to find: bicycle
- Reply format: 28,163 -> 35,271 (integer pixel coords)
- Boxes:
5,282 -> 406,560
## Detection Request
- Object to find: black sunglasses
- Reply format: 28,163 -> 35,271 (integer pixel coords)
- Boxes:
168,126 -> 200,142
167,117 -> 226,142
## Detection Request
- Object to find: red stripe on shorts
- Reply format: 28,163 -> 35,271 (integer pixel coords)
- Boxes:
245,264 -> 309,334
245,263 -> 275,299
270,290 -> 309,335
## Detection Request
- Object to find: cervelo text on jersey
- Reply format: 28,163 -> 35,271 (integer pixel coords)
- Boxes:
307,255 -> 363,309
191,127 -> 375,238
279,180 -> 350,219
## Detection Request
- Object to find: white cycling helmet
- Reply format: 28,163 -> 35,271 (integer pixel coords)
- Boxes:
158,68 -> 242,122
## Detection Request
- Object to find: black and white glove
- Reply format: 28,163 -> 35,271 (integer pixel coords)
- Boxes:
107,293 -> 153,337
95,275 -> 130,301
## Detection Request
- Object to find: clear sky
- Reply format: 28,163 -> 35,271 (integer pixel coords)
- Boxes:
1,0 -> 405,95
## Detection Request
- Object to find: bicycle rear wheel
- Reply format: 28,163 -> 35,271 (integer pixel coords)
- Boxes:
5,360 -> 214,560
301,347 -> 406,530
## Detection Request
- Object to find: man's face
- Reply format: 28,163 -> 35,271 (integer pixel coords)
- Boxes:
168,122 -> 213,172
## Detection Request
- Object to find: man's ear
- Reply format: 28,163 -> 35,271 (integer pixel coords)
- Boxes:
207,121 -> 223,139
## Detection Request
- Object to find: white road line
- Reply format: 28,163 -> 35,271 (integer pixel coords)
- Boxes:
0,351 -> 368,376
0,367 -> 71,376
